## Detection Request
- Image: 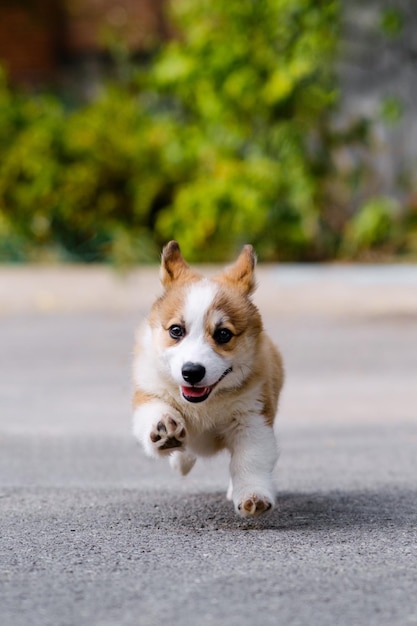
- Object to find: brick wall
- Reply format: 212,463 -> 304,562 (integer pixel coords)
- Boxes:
0,1 -> 64,82
0,0 -> 168,83
65,0 -> 169,53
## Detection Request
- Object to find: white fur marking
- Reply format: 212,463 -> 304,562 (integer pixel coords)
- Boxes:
165,280 -> 231,388
184,281 -> 216,338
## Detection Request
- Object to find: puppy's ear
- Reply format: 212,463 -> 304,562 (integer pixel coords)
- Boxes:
215,244 -> 257,296
160,241 -> 200,289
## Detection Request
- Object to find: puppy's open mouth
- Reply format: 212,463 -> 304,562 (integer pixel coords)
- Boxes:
181,367 -> 232,404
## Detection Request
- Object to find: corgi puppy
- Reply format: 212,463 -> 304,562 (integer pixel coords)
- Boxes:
132,241 -> 284,517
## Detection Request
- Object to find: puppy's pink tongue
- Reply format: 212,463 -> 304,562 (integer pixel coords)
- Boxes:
181,386 -> 210,398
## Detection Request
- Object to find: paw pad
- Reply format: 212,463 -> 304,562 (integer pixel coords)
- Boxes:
149,415 -> 186,451
237,495 -> 272,517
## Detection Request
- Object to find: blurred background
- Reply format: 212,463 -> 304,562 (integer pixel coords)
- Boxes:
0,0 -> 416,265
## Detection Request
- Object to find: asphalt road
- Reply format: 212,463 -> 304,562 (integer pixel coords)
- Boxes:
1,264 -> 416,626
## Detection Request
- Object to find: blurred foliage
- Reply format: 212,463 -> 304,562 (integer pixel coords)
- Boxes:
379,96 -> 403,127
0,0 -> 416,264
145,0 -> 340,261
0,68 -> 164,263
343,196 -> 403,257
379,7 -> 403,38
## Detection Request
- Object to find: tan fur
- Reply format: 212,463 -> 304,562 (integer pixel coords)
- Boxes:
160,240 -> 201,289
257,334 -> 283,427
214,244 -> 257,295
132,388 -> 156,410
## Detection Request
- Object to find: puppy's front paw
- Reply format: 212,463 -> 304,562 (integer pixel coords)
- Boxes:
237,494 -> 274,518
149,414 -> 186,453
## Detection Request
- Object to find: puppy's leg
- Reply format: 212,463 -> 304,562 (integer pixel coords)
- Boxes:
133,397 -> 187,458
169,450 -> 197,476
228,415 -> 278,518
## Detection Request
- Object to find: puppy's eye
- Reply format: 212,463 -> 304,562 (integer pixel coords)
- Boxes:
169,325 -> 185,340
213,328 -> 233,345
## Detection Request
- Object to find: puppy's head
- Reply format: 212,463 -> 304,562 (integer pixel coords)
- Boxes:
150,241 -> 262,404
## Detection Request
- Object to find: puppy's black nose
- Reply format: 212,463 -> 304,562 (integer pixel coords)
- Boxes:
182,362 -> 206,385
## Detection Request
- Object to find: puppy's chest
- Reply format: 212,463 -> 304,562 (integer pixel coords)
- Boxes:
174,392 -> 263,436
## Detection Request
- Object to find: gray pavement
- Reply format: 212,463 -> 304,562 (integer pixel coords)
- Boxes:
1,264 -> 416,626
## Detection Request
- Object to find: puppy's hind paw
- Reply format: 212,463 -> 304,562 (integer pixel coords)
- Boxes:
150,414 -> 187,453
237,494 -> 274,518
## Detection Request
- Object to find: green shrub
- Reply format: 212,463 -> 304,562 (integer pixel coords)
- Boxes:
2,1 -> 416,263
0,0 -> 343,263
0,69 -> 65,260
146,0 -> 340,260
343,196 -> 403,258
0,82 -> 166,263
